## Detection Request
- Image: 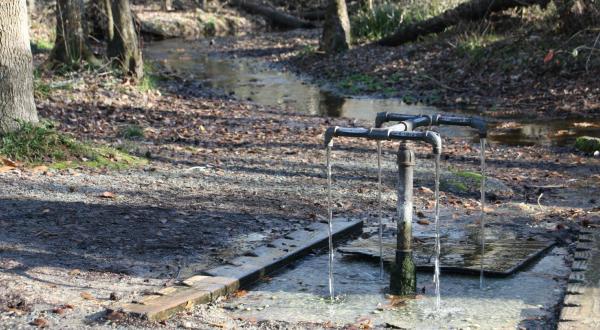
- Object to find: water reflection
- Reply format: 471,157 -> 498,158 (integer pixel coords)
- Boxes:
144,39 -> 600,147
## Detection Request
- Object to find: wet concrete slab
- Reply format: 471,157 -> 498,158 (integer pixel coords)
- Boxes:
338,234 -> 554,276
222,246 -> 569,328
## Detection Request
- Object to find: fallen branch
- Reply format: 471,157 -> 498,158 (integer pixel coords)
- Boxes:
378,0 -> 550,46
231,0 -> 315,29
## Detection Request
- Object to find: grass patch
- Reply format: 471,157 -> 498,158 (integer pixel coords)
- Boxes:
138,63 -> 163,93
455,31 -> 503,60
338,73 -> 384,93
31,39 -> 54,53
0,122 -> 147,169
351,0 -> 462,42
119,124 -> 145,139
575,136 -> 600,153
454,170 -> 484,183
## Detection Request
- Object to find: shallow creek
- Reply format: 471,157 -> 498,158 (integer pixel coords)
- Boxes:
145,38 -> 600,147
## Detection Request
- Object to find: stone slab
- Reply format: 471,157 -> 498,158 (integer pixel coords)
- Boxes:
572,261 -> 588,272
568,272 -> 586,284
338,236 -> 554,276
563,294 -> 584,307
566,283 -> 585,295
574,251 -> 592,261
575,243 -> 594,251
204,218 -> 363,286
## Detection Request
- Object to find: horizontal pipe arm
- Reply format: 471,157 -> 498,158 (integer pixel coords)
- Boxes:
324,126 -> 442,154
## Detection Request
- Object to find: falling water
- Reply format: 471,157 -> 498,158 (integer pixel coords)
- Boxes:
376,141 -> 384,279
479,138 -> 487,289
326,143 -> 335,301
433,154 -> 442,310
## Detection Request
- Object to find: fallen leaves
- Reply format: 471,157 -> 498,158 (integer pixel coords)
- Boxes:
80,292 -> 94,300
52,304 -> 74,315
30,318 -> 49,328
98,191 -> 116,199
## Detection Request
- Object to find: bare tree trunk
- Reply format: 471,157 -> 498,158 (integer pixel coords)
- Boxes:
0,0 -> 38,134
320,0 -> 352,53
104,0 -> 114,40
378,0 -> 550,46
50,0 -> 99,66
26,0 -> 35,15
162,0 -> 173,11
107,0 -> 143,79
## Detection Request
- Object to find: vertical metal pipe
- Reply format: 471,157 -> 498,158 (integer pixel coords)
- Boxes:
389,142 -> 417,295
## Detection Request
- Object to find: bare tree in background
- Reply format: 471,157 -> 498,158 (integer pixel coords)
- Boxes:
50,0 -> 99,66
106,0 -> 144,79
0,0 -> 38,133
320,0 -> 352,53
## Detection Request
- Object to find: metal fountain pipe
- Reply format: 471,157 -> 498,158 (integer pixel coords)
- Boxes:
375,112 -> 488,138
323,126 -> 442,155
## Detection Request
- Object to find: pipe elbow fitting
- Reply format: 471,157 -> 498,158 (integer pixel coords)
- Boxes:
375,112 -> 389,128
424,131 -> 442,155
324,126 -> 338,147
470,117 -> 487,138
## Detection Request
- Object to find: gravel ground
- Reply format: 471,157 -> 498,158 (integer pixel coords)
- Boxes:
2,31 -> 600,328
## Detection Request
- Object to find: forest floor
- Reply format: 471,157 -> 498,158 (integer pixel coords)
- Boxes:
1,4 -> 600,329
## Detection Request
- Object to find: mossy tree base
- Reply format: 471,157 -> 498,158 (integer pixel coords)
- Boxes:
575,136 -> 600,153
389,251 -> 417,296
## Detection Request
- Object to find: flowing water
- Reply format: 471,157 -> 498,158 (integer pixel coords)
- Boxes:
433,154 -> 442,309
326,143 -> 335,301
479,138 -> 487,289
376,141 -> 384,280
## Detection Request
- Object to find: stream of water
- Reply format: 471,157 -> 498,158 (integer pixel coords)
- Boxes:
376,141 -> 384,280
326,142 -> 335,301
479,138 -> 487,289
433,154 -> 442,310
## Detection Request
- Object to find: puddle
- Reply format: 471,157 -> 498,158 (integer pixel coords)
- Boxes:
223,246 -> 568,328
144,39 -> 600,147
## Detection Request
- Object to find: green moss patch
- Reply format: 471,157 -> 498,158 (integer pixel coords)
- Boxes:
0,122 -> 147,169
575,136 -> 600,153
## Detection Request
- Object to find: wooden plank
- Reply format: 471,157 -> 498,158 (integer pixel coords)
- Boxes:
204,218 -> 363,286
578,235 -> 594,243
121,286 -> 212,321
575,243 -> 594,251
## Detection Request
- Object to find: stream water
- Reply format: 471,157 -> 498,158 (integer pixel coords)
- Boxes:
144,39 -> 600,147
433,154 -> 442,309
479,138 -> 487,289
376,141 -> 384,280
326,143 -> 335,301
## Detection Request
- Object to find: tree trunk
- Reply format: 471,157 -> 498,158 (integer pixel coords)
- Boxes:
26,0 -> 35,15
50,0 -> 98,66
378,0 -> 550,46
0,0 -> 38,134
231,0 -> 316,29
107,0 -> 143,79
320,0 -> 352,53
162,0 -> 172,11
